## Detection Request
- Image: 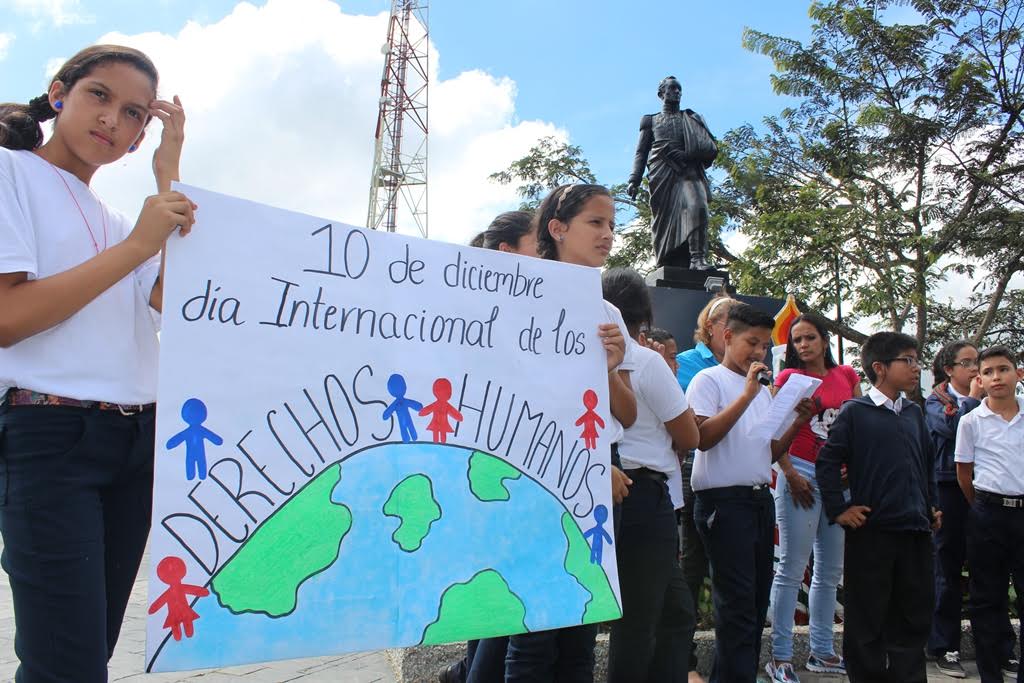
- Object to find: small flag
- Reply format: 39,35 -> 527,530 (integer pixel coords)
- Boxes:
772,294 -> 801,347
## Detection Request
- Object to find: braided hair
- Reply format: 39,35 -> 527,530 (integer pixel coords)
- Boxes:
0,44 -> 158,151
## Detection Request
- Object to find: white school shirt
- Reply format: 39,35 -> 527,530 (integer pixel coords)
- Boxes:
867,385 -> 907,414
0,148 -> 161,404
619,344 -> 689,508
688,363 -> 773,491
602,301 -> 638,447
954,397 -> 1024,496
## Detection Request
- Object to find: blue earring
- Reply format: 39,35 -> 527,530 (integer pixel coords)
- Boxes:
54,100 -> 63,110
128,144 -> 137,152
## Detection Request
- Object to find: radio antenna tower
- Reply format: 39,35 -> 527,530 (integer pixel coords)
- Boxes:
367,0 -> 429,237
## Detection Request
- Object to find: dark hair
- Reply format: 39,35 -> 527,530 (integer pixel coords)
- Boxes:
647,327 -> 674,345
726,303 -> 774,334
784,314 -> 838,370
978,345 -> 1017,368
657,75 -> 681,99
601,268 -> 651,337
931,339 -> 976,386
1,44 -> 158,151
534,183 -> 612,261
481,210 -> 533,251
468,232 -> 485,248
861,331 -> 918,384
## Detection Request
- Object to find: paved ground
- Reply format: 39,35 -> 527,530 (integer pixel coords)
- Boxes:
0,542 -> 992,682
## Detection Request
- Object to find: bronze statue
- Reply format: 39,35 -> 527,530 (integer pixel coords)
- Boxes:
627,76 -> 718,270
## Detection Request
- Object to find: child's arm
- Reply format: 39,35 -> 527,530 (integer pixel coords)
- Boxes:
609,369 -> 637,429
148,96 -> 188,312
696,361 -> 766,451
201,427 -> 223,445
956,462 -> 975,505
815,403 -> 855,523
166,431 -> 186,449
148,594 -> 168,614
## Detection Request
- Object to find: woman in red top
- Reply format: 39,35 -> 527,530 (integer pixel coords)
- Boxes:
766,315 -> 861,683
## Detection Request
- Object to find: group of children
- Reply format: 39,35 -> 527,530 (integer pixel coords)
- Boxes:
1,43 -> 1021,683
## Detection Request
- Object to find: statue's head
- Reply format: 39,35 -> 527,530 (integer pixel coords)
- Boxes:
658,75 -> 682,103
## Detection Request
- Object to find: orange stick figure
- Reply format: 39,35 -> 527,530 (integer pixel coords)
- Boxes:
575,389 -> 605,449
148,556 -> 210,641
418,378 -> 464,444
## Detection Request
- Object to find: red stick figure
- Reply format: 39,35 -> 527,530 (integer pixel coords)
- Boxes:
148,556 -> 210,641
418,378 -> 464,444
575,389 -> 605,449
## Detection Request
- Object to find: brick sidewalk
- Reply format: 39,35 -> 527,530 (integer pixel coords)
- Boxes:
0,544 -> 397,682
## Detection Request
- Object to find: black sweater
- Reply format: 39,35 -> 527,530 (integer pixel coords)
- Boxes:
816,395 -> 937,532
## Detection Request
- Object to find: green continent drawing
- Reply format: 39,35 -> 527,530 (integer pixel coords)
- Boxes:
467,451 -> 522,502
211,463 -> 352,617
383,473 -> 441,552
561,512 -> 621,622
421,569 -> 527,645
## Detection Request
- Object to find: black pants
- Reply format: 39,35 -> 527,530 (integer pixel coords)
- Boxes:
505,624 -> 597,683
679,451 -> 708,672
844,527 -> 933,683
0,404 -> 155,683
694,486 -> 774,683
930,482 -> 1017,659
966,498 -> 1024,683
608,475 -> 695,683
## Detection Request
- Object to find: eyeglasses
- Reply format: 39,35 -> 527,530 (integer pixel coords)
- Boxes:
952,359 -> 979,369
886,356 -> 920,368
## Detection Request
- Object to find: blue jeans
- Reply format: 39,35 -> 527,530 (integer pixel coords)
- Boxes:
769,472 -> 844,662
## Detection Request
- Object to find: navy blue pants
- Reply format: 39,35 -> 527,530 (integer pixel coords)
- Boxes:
966,498 -> 1024,683
0,404 -> 155,683
694,486 -> 775,683
930,482 -> 1017,659
505,624 -> 597,683
608,475 -> 694,683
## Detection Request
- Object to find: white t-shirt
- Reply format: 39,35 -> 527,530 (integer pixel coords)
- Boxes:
602,300 -> 638,447
954,397 -> 1024,496
620,345 -> 688,507
688,363 -> 773,490
0,148 -> 161,404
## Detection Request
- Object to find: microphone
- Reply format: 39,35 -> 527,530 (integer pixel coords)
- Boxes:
757,370 -> 772,386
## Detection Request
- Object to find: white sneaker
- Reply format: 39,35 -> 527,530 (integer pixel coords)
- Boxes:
765,660 -> 801,683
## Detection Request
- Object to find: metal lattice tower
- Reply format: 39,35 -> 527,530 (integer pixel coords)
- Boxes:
367,0 -> 428,236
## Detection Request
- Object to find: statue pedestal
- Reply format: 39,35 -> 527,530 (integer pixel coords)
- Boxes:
645,266 -> 730,293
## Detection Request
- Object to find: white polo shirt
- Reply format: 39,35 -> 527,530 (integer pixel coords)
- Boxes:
619,344 -> 689,508
867,386 -> 907,414
688,363 -> 774,491
954,397 -> 1024,496
0,148 -> 161,404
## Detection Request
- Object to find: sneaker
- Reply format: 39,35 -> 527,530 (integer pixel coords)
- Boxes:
765,660 -> 801,683
1003,657 -> 1020,675
935,651 -> 966,678
806,653 -> 846,674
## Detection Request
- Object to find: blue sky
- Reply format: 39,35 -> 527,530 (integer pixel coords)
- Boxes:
2,0 -> 816,186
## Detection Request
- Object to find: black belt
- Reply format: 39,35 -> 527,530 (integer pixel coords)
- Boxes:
976,490 -> 1024,509
624,467 -> 668,482
697,483 -> 772,499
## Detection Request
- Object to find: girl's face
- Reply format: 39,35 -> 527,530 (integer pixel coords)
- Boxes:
49,62 -> 153,169
945,345 -> 979,392
499,228 -> 539,258
550,194 -> 615,267
790,320 -> 825,367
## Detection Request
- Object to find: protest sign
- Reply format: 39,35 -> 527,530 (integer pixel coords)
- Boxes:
145,185 -> 621,671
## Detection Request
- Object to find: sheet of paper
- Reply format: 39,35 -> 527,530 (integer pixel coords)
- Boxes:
749,372 -> 822,441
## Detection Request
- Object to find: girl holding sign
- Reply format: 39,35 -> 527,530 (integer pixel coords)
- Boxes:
504,184 -> 637,683
0,45 -> 194,681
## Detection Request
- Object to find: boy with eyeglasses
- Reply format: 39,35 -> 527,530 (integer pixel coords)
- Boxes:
817,332 -> 941,683
955,346 -> 1024,683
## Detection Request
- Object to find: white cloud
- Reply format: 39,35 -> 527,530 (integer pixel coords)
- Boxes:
3,0 -> 91,27
85,0 -> 562,247
0,32 -> 13,60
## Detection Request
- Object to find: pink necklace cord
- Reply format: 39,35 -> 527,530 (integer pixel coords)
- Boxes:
45,161 -> 108,255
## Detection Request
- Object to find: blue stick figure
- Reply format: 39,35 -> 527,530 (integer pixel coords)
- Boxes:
165,398 -> 223,481
382,374 -> 423,443
582,504 -> 613,564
